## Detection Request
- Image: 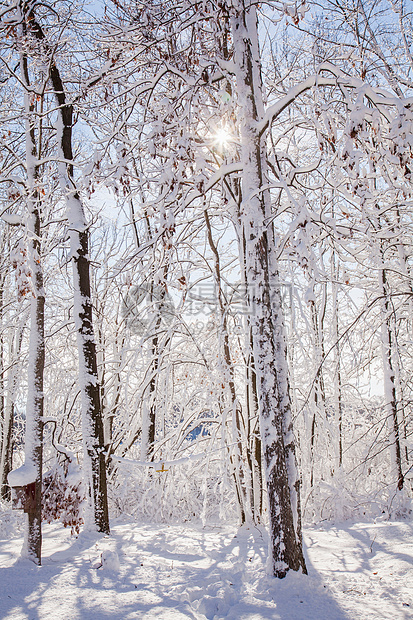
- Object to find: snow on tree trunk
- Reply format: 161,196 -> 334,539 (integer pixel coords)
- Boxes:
139,281 -> 170,464
7,50 -> 46,563
268,257 -> 306,564
1,325 -> 24,501
23,7 -> 109,533
47,57 -> 109,534
230,1 -> 306,577
0,399 -> 13,501
331,249 -> 343,469
246,341 -> 263,523
379,266 -> 404,491
140,355 -> 158,463
68,211 -> 110,533
21,276 -> 44,564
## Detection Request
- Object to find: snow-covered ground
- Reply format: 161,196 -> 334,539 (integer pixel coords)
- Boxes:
0,515 -> 412,619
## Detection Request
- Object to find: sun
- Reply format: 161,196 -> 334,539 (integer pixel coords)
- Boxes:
213,126 -> 232,150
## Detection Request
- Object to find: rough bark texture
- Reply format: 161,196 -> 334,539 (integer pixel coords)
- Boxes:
26,9 -> 109,533
73,227 -> 110,532
230,1 -> 306,577
26,286 -> 44,564
21,47 -> 45,563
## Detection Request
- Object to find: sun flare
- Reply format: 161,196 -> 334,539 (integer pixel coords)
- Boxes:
213,127 -> 231,149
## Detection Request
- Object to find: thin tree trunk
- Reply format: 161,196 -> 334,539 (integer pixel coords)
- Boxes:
7,47 -> 46,564
24,276 -> 44,564
140,327 -> 160,463
1,326 -> 25,501
23,50 -> 45,565
139,273 -> 171,463
380,266 -> 404,491
394,208 -> 412,472
331,249 -> 343,468
308,296 -> 326,487
0,401 -> 13,502
204,208 -> 251,523
246,341 -> 263,522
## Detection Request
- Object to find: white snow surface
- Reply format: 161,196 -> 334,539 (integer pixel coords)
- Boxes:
7,464 -> 37,487
0,514 -> 412,619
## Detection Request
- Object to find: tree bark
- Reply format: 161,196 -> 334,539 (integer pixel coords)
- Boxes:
230,1 -> 306,577
10,47 -> 46,564
26,12 -> 110,533
380,266 -> 404,491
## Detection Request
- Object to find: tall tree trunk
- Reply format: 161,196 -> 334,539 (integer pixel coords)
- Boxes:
394,208 -> 412,473
230,2 -> 306,577
380,266 -> 404,491
26,15 -> 110,532
140,326 -> 161,463
246,337 -> 263,523
308,294 -> 326,487
139,274 -> 171,463
23,265 -> 44,564
7,48 -> 45,564
0,403 -> 13,502
22,51 -> 45,565
68,217 -> 109,532
331,249 -> 343,468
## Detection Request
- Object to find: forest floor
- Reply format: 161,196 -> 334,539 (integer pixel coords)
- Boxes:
0,511 -> 412,619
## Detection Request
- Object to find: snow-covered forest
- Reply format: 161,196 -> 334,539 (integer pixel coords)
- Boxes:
0,0 -> 412,615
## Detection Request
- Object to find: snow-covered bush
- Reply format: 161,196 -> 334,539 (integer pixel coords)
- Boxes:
107,447 -> 237,526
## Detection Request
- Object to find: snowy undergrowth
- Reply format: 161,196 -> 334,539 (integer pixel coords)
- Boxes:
0,502 -> 25,540
0,511 -> 412,619
108,457 -> 238,525
303,475 -> 413,525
